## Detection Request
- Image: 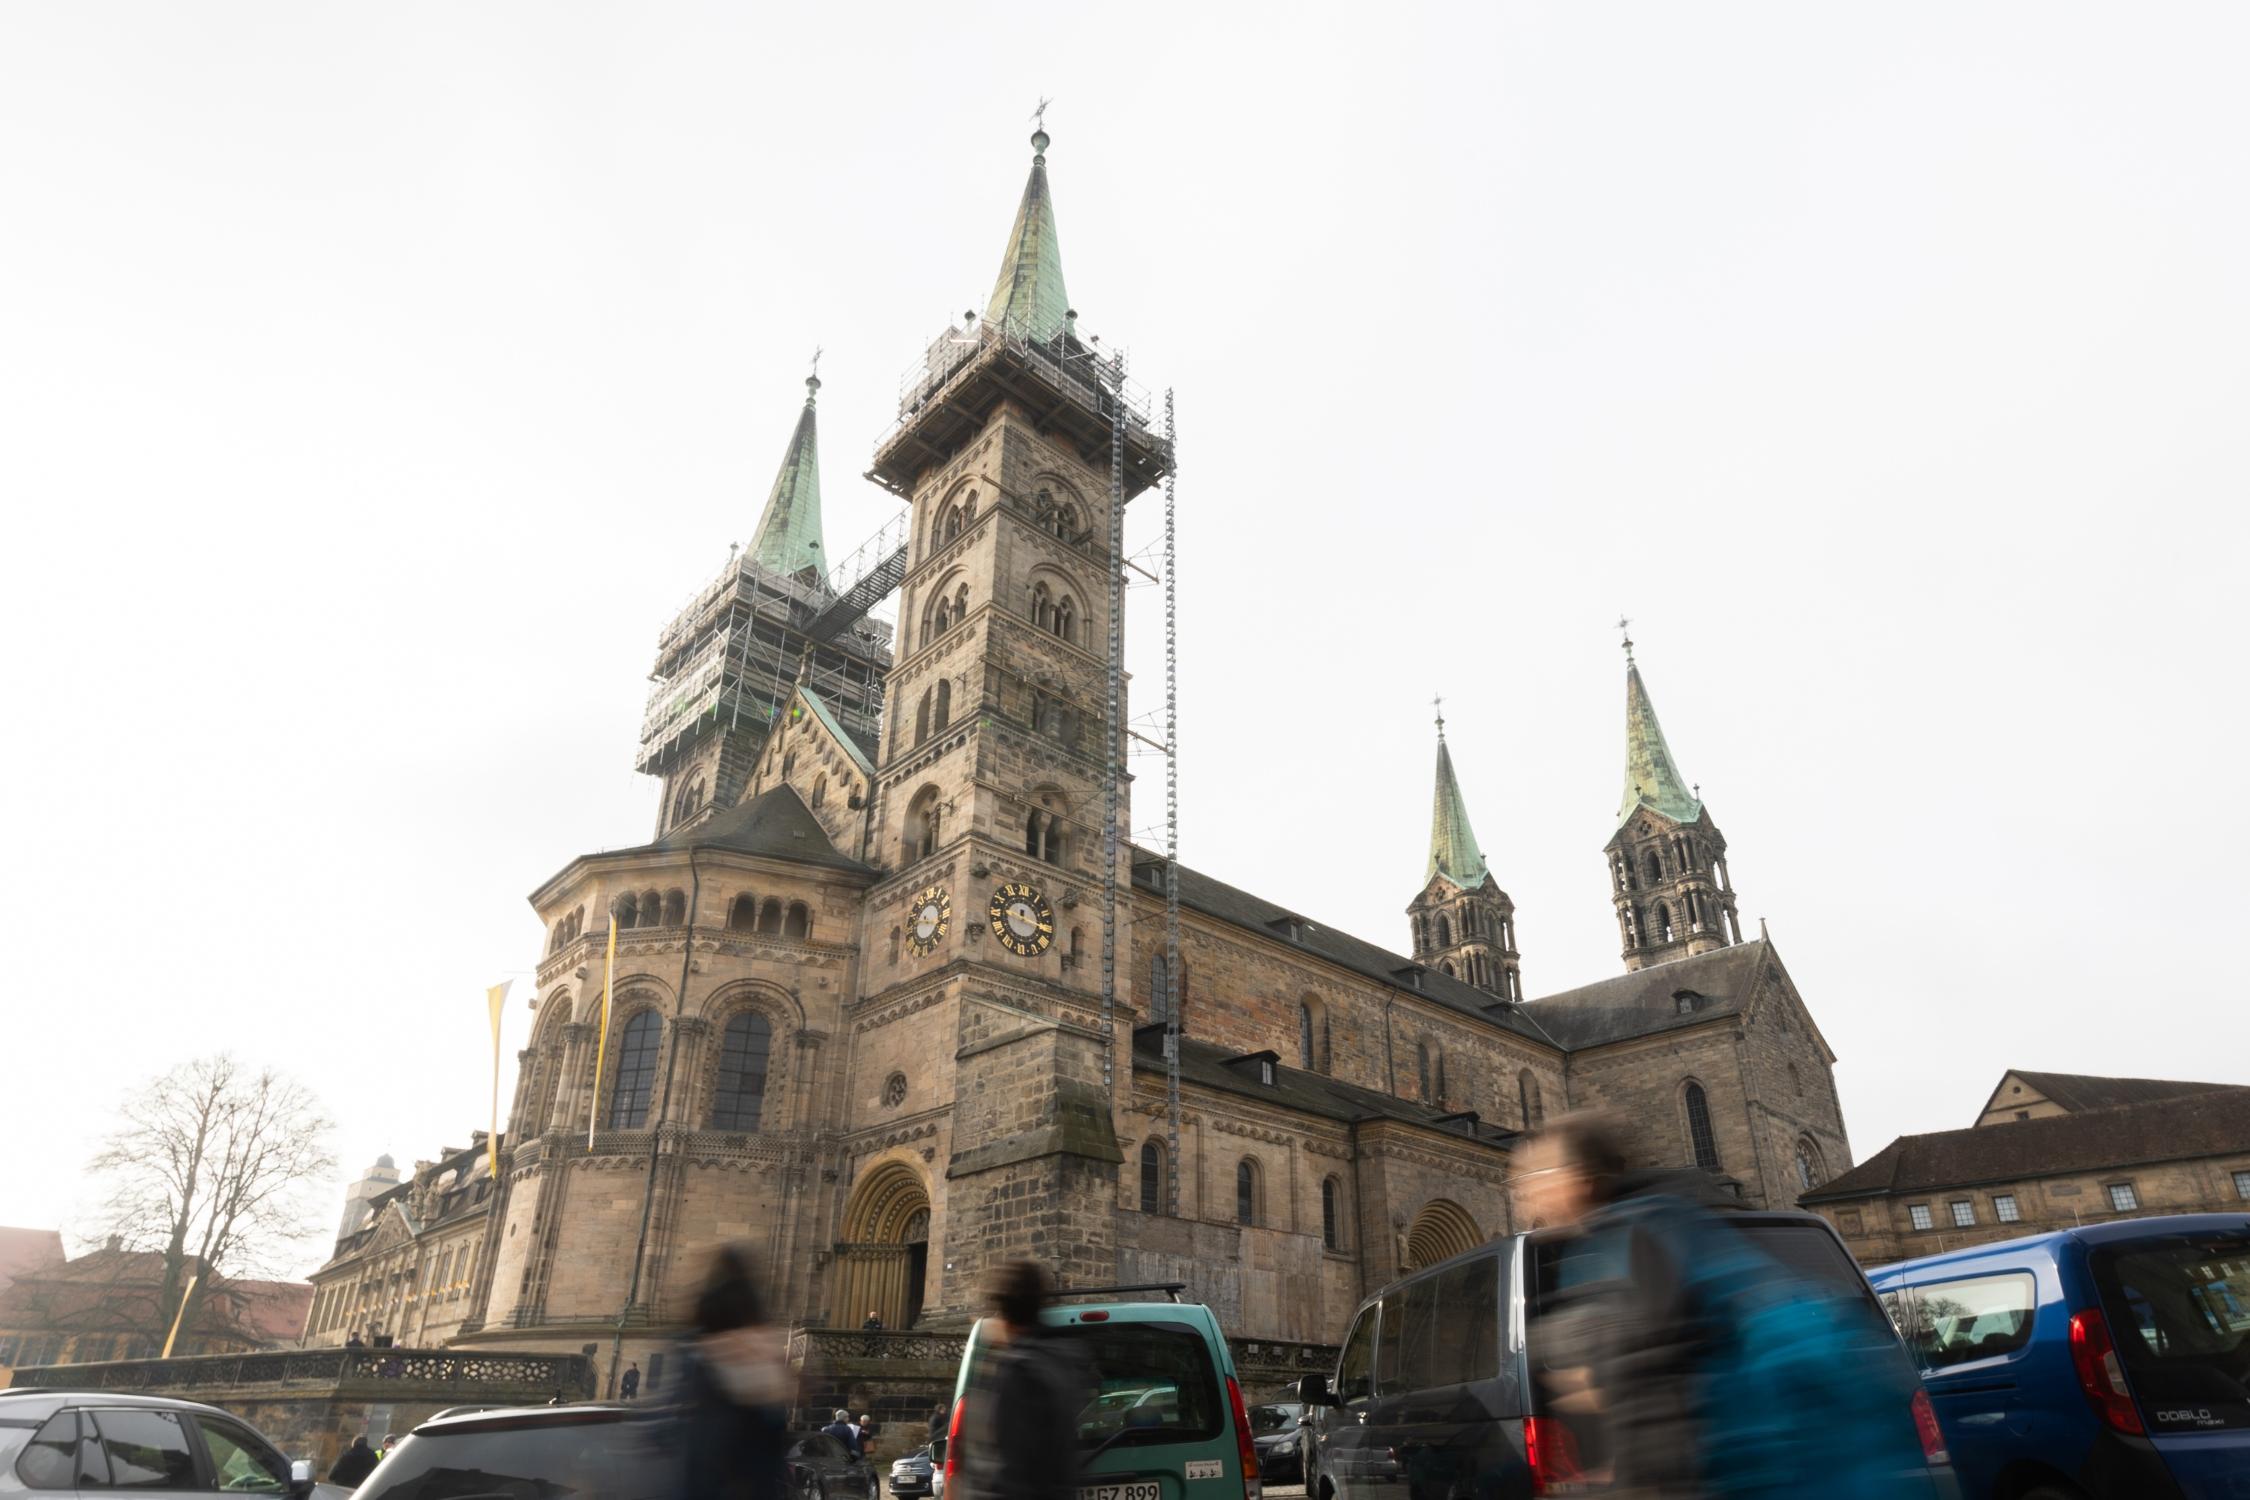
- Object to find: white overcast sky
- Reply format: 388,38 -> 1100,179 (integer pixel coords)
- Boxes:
4,3 -> 2246,1273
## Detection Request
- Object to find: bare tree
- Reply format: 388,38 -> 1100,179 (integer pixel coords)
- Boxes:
87,1054 -> 336,1349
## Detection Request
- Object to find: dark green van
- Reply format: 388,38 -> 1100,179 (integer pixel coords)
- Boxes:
943,1283 -> 1262,1500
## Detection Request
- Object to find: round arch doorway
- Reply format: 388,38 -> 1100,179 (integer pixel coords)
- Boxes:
833,1162 -> 933,1330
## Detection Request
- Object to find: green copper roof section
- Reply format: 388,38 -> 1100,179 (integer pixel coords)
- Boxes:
792,684 -> 874,779
1427,726 -> 1492,889
745,375 -> 827,584
1616,659 -> 1704,830
984,129 -> 1072,341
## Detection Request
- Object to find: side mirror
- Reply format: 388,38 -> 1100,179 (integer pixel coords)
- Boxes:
1295,1373 -> 1338,1406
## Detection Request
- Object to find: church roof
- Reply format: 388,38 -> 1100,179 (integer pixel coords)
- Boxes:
1990,1070 -> 2231,1116
985,129 -> 1071,341
1803,1085 -> 2250,1203
1130,850 -> 1558,1047
1427,727 -> 1492,889
1131,1027 -> 1517,1143
646,784 -> 872,875
1515,940 -> 1769,1048
744,376 -> 828,582
796,685 -> 877,777
1617,657 -> 1703,831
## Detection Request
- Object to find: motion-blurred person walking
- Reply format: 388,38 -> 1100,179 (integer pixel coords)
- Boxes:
949,1260 -> 1087,1500
672,1245 -> 792,1500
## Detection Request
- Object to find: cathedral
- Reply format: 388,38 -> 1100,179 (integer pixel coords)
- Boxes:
301,127 -> 1852,1374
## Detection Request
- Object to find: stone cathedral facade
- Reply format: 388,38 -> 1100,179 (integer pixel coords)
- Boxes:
302,130 -> 1853,1375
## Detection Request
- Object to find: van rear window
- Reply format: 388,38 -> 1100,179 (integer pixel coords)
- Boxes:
2091,1234 -> 2250,1432
1056,1320 -> 1224,1449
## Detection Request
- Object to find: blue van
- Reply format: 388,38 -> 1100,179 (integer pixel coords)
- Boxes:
1870,1212 -> 2250,1499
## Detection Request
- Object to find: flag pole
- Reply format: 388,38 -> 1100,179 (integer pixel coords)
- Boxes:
486,981 -> 512,1180
588,917 -> 617,1148
160,1272 -> 199,1359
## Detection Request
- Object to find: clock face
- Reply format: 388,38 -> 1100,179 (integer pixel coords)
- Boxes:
987,881 -> 1054,957
905,884 -> 950,956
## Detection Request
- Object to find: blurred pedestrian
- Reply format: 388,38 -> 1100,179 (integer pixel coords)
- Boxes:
344,1329 -> 365,1349
951,1260 -> 1086,1500
821,1409 -> 861,1456
621,1361 -> 641,1400
328,1436 -> 377,1487
1517,1111 -> 1927,1499
862,1310 -> 884,1330
672,1245 -> 791,1500
926,1401 -> 950,1444
854,1413 -> 876,1456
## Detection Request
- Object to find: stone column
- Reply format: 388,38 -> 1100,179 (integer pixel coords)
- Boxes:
552,1023 -> 597,1138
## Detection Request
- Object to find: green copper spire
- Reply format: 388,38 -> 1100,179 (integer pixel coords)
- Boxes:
1427,706 -> 1492,888
1615,629 -> 1703,829
745,374 -> 828,585
985,125 -> 1072,341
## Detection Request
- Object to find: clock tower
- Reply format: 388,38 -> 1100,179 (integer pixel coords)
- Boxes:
829,125 -> 1172,1324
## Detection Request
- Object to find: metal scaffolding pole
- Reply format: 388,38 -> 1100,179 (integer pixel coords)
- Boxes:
1099,350 -> 1128,1096
1162,389 -> 1183,1216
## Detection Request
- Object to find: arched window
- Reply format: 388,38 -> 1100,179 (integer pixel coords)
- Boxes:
1235,1159 -> 1258,1226
934,679 -> 951,732
941,504 -> 964,543
1321,1177 -> 1341,1251
1417,1043 -> 1434,1102
1643,849 -> 1663,884
1025,807 -> 1062,865
1032,583 -> 1052,631
783,902 -> 811,940
954,583 -> 969,623
1654,902 -> 1673,942
1051,503 -> 1078,539
640,889 -> 662,928
663,889 -> 687,926
710,1012 -> 772,1132
1684,1081 -> 1720,1170
613,891 -> 639,928
932,597 -> 952,635
1794,1137 -> 1825,1193
887,926 -> 901,963
1148,953 -> 1172,1024
1138,1140 -> 1163,1215
758,897 -> 783,935
1436,914 -> 1451,948
1299,1003 -> 1316,1070
904,786 -> 942,864
604,1012 -> 661,1129
1053,595 -> 1075,642
1519,1069 -> 1543,1129
915,689 -> 932,747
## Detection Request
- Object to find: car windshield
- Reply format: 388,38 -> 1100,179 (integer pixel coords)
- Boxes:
1054,1319 -> 1224,1449
357,1419 -> 665,1500
2091,1233 -> 2250,1433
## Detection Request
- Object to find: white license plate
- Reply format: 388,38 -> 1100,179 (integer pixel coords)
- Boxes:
1078,1485 -> 1161,1500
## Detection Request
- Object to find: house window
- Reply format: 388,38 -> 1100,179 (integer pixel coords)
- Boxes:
1321,1178 -> 1341,1251
2106,1182 -> 2139,1212
1949,1200 -> 1976,1228
1909,1203 -> 1934,1232
710,1012 -> 772,1132
1236,1160 -> 1258,1226
2234,1169 -> 2250,1200
1993,1194 -> 2020,1223
604,1012 -> 662,1129
1139,1141 -> 1164,1215
1683,1081 -> 1720,1170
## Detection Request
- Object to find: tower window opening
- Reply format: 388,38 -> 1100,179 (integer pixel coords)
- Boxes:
1644,849 -> 1663,885
758,897 -> 784,934
783,901 -> 811,940
662,888 -> 687,926
904,786 -> 942,864
1655,902 -> 1673,943
613,891 -> 639,929
1053,595 -> 1076,643
1436,914 -> 1451,948
640,888 -> 661,928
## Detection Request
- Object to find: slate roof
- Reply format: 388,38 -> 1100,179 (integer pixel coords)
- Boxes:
1131,1028 -> 1516,1144
2003,1071 -> 2231,1114
644,784 -> 872,875
1803,1085 -> 2250,1203
1514,940 -> 1770,1049
1129,851 -> 1557,1046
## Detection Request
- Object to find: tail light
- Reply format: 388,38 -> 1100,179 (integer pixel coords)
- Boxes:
2069,1309 -> 2144,1434
942,1394 -> 965,1487
1524,1414 -> 1588,1495
1908,1388 -> 1950,1466
1224,1374 -> 1261,1498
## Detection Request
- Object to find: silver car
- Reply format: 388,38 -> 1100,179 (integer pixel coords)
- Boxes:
0,1388 -> 344,1497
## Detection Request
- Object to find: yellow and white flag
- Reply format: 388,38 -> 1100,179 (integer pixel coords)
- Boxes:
588,916 -> 617,1147
486,981 -> 512,1179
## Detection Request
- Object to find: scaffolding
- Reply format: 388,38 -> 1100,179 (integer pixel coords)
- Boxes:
634,521 -> 903,780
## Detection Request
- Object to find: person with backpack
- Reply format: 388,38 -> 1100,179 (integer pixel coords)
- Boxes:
1515,1111 -> 1929,1499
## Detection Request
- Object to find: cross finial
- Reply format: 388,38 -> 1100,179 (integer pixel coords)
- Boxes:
809,345 -> 822,376
804,346 -> 823,403
1031,96 -> 1053,130
1433,693 -> 1445,736
1617,615 -> 1635,661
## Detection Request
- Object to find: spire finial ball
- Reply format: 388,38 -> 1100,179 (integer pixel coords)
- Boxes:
1031,127 -> 1050,157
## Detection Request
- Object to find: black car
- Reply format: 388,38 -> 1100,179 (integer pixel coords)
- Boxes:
783,1430 -> 879,1500
1246,1401 -> 1305,1485
0,1388 -> 333,1497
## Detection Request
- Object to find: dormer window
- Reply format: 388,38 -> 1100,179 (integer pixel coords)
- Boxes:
1673,989 -> 1705,1016
1266,915 -> 1308,942
1259,1059 -> 1276,1085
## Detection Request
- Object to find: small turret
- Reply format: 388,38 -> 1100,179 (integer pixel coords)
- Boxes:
1407,704 -> 1521,999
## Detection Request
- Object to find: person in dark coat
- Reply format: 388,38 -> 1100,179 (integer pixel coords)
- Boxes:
671,1245 -> 790,1500
820,1409 -> 861,1456
926,1401 -> 950,1445
621,1362 -> 641,1399
952,1260 -> 1087,1500
328,1436 -> 378,1487
344,1330 -> 366,1349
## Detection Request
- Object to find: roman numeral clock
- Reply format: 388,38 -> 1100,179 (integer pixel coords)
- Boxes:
987,881 -> 1054,957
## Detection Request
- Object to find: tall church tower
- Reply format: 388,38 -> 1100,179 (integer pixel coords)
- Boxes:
1408,710 -> 1522,1000
1606,631 -> 1743,971
845,124 -> 1171,1318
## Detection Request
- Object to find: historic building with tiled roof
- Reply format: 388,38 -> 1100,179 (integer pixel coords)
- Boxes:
353,127 -> 1852,1389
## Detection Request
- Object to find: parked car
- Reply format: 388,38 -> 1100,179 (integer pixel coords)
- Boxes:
945,1282 -> 1259,1495
1870,1211 -> 2250,1500
1297,1210 -> 1959,1498
888,1441 -> 935,1497
0,1388 -> 342,1498
785,1429 -> 878,1500
1247,1400 -> 1305,1484
349,1404 -> 667,1499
